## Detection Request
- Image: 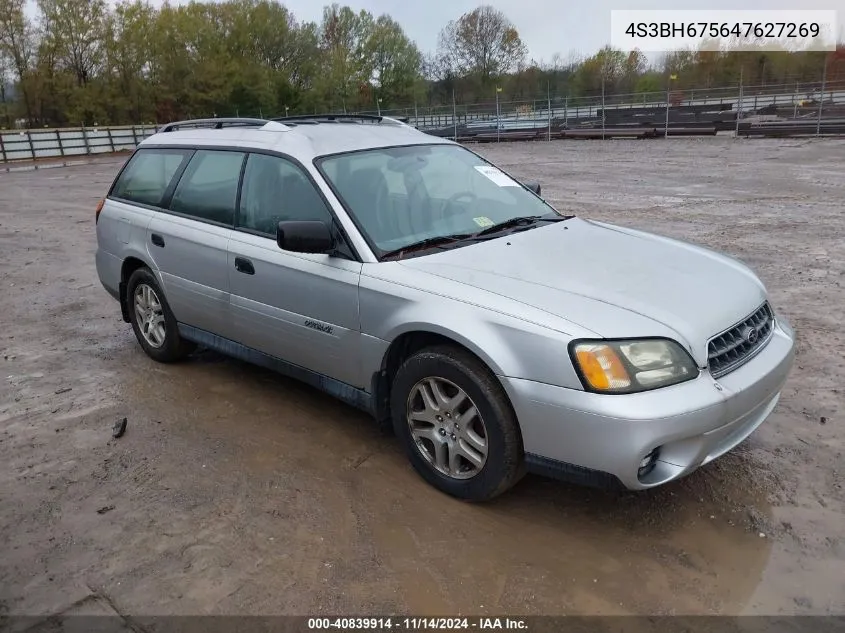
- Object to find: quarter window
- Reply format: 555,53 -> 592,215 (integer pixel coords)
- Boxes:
110,149 -> 191,207
169,150 -> 246,225
238,153 -> 332,235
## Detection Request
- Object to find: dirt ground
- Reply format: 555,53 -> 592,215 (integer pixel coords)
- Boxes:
0,137 -> 843,618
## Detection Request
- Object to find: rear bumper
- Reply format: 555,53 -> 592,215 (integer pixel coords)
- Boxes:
502,316 -> 795,490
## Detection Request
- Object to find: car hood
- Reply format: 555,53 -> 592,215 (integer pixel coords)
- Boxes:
398,217 -> 767,363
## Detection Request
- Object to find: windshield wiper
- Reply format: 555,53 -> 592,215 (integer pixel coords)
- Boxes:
380,233 -> 475,260
473,214 -> 568,238
379,214 -> 572,260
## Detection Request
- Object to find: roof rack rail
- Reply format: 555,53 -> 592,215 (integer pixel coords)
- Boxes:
272,113 -> 407,127
160,117 -> 276,133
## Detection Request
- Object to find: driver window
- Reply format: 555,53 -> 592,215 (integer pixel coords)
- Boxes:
238,153 -> 332,236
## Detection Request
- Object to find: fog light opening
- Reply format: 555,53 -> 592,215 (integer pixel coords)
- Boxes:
638,448 -> 660,478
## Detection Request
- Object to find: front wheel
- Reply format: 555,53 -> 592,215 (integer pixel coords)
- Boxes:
390,346 -> 525,501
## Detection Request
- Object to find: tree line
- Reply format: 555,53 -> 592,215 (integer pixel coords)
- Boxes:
0,0 -> 842,128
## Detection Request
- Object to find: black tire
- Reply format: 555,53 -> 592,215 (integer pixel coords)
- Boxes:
390,345 -> 525,501
126,267 -> 194,363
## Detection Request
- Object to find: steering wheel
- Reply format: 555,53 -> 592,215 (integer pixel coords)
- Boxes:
439,192 -> 478,228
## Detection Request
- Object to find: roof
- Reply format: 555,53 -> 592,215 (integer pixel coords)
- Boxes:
139,117 -> 453,160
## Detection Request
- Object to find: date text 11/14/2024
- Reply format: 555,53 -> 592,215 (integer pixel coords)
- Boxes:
307,618 -> 528,630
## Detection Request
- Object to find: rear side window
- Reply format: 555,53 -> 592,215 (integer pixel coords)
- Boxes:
110,149 -> 191,206
169,150 -> 245,226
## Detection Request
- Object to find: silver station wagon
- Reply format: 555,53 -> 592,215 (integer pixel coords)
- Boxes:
95,115 -> 795,501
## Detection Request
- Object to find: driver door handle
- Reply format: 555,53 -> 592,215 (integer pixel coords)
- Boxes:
234,256 -> 255,275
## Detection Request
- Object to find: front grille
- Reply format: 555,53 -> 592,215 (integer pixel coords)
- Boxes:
708,302 -> 775,378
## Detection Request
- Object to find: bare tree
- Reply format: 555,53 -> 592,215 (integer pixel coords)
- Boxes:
0,0 -> 35,122
437,5 -> 526,86
422,50 -> 454,83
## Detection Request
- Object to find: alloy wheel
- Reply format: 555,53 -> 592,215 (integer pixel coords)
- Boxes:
406,376 -> 489,480
133,283 -> 166,349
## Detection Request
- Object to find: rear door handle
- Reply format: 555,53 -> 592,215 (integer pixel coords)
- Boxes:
234,256 -> 255,275
150,233 -> 165,247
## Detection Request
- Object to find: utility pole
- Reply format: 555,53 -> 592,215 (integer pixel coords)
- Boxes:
735,66 -> 744,137
564,95 -> 568,128
817,55 -> 828,136
496,86 -> 502,142
452,88 -> 457,141
601,74 -> 606,140
665,72 -> 676,138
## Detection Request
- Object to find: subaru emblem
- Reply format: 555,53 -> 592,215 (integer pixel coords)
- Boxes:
743,326 -> 759,345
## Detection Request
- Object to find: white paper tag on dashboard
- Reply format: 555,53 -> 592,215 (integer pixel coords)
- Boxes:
474,165 -> 519,187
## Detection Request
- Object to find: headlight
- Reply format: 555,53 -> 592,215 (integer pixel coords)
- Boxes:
570,338 -> 698,394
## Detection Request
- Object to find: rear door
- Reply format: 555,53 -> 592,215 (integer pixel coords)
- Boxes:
147,149 -> 246,338
102,147 -> 192,283
227,152 -> 363,387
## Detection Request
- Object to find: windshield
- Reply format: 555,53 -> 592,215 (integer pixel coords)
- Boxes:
317,144 -> 564,255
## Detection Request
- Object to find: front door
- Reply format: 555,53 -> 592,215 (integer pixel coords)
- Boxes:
227,153 -> 363,388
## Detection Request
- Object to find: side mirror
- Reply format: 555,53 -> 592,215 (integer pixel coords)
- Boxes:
523,181 -> 541,196
277,220 -> 334,254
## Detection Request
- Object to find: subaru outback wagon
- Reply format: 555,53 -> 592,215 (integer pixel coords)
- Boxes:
95,115 -> 795,501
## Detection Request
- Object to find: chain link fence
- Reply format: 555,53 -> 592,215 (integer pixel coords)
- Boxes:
377,79 -> 845,132
3,78 -> 845,163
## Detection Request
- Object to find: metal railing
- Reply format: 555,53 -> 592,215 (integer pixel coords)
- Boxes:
4,77 -> 845,162
372,79 -> 845,130
0,125 -> 158,163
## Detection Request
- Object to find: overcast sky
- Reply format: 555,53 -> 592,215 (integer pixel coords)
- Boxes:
26,0 -> 845,62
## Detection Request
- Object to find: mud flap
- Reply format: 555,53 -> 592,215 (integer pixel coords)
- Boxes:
371,369 -> 394,435
119,282 -> 130,323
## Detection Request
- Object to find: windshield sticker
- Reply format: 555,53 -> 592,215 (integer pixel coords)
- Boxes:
473,216 -> 495,227
474,165 -> 520,187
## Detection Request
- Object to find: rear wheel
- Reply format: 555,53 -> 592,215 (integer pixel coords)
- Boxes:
126,267 -> 194,363
390,346 -> 524,501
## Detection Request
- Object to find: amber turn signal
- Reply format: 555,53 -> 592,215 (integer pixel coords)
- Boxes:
575,345 -> 631,391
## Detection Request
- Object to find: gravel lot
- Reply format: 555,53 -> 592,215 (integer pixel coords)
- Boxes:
0,137 -> 843,618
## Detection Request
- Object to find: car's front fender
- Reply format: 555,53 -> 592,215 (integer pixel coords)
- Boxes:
358,267 -> 593,390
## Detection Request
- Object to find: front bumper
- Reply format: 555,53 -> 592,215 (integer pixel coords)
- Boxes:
502,317 -> 795,490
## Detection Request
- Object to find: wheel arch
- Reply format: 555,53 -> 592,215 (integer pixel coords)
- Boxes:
370,327 -> 516,431
119,255 -> 156,323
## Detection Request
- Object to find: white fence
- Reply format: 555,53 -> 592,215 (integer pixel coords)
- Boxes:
0,125 -> 158,163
